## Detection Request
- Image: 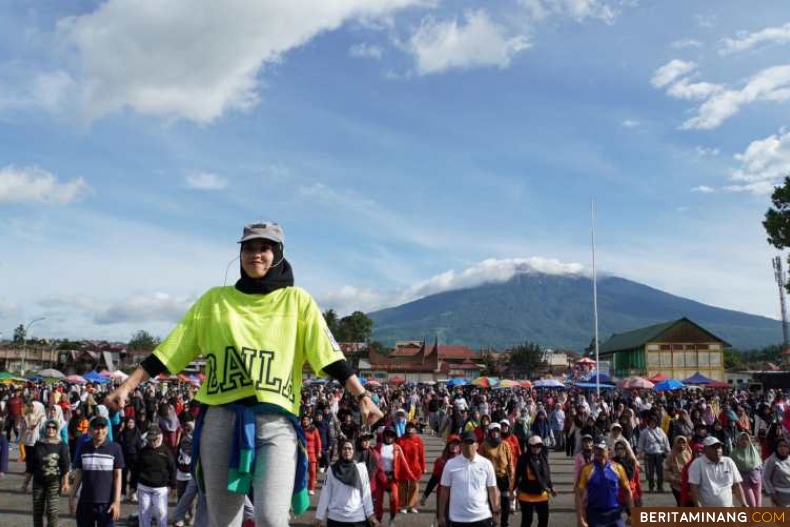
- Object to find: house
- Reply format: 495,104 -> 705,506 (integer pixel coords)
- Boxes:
359,340 -> 482,382
598,317 -> 728,381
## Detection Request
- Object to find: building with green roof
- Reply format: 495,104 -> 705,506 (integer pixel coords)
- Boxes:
599,317 -> 729,380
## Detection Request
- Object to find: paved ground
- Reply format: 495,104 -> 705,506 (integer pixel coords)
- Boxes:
0,434 -> 674,526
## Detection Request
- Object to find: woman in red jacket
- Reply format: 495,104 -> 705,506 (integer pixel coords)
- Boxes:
420,434 -> 461,523
375,427 -> 415,526
397,422 -> 426,513
302,414 -> 322,495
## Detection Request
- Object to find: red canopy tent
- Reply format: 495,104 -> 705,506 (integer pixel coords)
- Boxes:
649,373 -> 667,383
388,376 -> 406,386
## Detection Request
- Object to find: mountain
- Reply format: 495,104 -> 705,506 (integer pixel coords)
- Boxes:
368,272 -> 783,352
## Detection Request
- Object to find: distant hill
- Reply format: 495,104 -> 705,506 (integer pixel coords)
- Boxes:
368,272 -> 783,352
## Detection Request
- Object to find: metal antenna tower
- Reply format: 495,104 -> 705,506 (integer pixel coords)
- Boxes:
772,256 -> 790,349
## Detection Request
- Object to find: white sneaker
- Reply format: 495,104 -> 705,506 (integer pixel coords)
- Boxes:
130,492 -> 138,503
308,490 -> 315,496
319,467 -> 326,474
409,508 -> 419,514
400,510 -> 408,514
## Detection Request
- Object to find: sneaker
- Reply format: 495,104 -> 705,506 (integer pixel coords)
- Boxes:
308,490 -> 315,496
131,492 -> 138,503
174,522 -> 185,527
409,508 -> 419,514
401,510 -> 408,514
319,467 -> 326,474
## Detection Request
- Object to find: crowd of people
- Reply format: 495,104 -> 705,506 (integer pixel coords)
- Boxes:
2,225 -> 790,527
3,375 -> 789,527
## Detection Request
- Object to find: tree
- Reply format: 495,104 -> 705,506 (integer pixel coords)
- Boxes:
128,330 -> 160,351
507,341 -> 545,378
480,348 -> 500,376
335,311 -> 374,342
13,324 -> 25,344
763,176 -> 790,292
723,348 -> 743,370
323,309 -> 339,335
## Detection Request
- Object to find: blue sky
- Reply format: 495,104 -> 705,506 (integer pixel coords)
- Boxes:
1,0 -> 790,343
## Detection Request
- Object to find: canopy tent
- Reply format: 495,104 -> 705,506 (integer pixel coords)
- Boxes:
619,376 -> 654,389
576,357 -> 596,365
707,381 -> 730,389
39,368 -> 65,379
26,375 -> 44,382
66,374 -> 87,384
583,372 -> 612,384
648,373 -> 668,383
534,379 -> 564,388
110,370 -> 129,382
446,377 -> 468,387
683,372 -> 715,385
388,376 -> 406,386
653,379 -> 685,391
472,376 -> 498,388
84,371 -> 109,384
574,382 -> 616,390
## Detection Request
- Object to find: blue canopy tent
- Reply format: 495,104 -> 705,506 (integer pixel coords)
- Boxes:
26,375 -> 43,382
573,382 -> 616,390
446,378 -> 468,387
653,379 -> 685,391
84,371 -> 109,384
582,372 -> 612,384
534,379 -> 565,389
683,372 -> 714,385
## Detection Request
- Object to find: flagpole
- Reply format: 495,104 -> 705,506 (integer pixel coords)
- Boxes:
591,199 -> 600,399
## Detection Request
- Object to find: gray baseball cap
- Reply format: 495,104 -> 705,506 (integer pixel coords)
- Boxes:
238,222 -> 284,244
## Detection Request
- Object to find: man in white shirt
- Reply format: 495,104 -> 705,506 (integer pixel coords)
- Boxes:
688,436 -> 748,507
438,431 -> 499,527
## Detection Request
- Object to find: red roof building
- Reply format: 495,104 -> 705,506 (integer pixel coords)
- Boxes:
360,339 -> 481,382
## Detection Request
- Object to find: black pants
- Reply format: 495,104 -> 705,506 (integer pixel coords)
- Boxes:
520,500 -> 549,527
497,477 -> 511,527
450,520 -> 495,527
565,433 -> 574,457
327,520 -> 367,527
120,455 -> 138,496
672,488 -> 682,506
645,454 -> 664,490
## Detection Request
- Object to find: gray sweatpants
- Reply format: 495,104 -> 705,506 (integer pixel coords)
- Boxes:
200,406 -> 297,527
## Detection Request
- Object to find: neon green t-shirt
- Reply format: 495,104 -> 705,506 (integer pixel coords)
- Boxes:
153,286 -> 345,416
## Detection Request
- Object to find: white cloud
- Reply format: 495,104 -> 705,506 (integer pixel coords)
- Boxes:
518,0 -> 617,23
57,0 -> 430,123
695,146 -> 720,157
0,166 -> 88,204
680,65 -> 790,130
349,42 -> 384,59
32,71 -> 76,112
409,10 -> 530,75
321,257 -> 586,313
671,38 -> 703,49
0,298 -> 20,321
185,172 -> 227,190
650,59 -> 697,88
45,292 -> 196,325
725,129 -> 790,196
691,185 -> 716,193
620,119 -> 640,129
666,78 -> 723,100
695,14 -> 717,29
719,22 -> 790,56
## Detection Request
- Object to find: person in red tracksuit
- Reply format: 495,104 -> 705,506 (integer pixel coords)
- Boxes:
375,427 -> 415,526
302,414 -> 322,495
397,422 -> 426,513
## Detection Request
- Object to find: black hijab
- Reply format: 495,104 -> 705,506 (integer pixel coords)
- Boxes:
235,242 -> 294,294
332,442 -> 360,489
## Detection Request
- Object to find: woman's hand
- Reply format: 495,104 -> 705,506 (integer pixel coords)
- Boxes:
104,387 -> 130,413
360,397 -> 384,426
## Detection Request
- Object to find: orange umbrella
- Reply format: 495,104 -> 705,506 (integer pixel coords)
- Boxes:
472,376 -> 491,388
519,380 -> 532,388
649,373 -> 667,383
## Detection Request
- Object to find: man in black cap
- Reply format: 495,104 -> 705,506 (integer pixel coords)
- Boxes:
70,416 -> 125,526
438,431 -> 499,527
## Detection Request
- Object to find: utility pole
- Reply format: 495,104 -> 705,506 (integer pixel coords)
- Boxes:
772,257 -> 789,350
21,317 -> 46,376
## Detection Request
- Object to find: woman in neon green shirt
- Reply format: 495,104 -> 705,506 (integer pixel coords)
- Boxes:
106,222 -> 382,527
